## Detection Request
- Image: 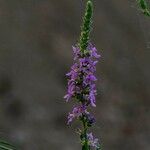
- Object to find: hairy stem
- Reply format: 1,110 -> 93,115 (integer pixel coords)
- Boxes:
82,117 -> 90,150
79,1 -> 93,149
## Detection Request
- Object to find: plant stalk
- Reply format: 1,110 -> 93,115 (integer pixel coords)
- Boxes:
82,117 -> 90,150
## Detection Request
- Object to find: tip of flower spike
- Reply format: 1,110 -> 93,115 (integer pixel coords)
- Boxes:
87,0 -> 93,7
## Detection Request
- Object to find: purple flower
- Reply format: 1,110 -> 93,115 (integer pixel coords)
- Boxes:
88,43 -> 101,58
64,81 -> 75,102
89,91 -> 96,107
66,63 -> 79,80
86,74 -> 97,82
87,133 -> 100,149
67,105 -> 87,124
86,114 -> 96,126
72,46 -> 80,60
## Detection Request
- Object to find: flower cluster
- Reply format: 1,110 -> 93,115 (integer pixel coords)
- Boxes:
64,43 -> 100,149
67,105 -> 96,126
67,105 -> 86,125
87,133 -> 100,149
64,43 -> 100,107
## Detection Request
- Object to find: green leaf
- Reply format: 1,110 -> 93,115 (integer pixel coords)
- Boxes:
137,0 -> 150,17
138,0 -> 147,9
0,140 -> 16,150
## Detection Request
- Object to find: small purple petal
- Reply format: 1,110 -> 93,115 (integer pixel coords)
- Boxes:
67,105 -> 87,124
87,132 -> 100,149
64,94 -> 71,102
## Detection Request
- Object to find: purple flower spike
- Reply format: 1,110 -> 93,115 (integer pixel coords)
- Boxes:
64,44 -> 100,107
64,43 -> 101,149
64,1 -> 101,149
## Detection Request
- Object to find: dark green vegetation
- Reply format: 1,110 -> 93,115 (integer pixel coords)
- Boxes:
137,0 -> 150,16
0,140 -> 16,150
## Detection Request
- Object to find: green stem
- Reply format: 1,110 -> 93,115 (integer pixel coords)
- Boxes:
82,117 -> 90,150
79,1 -> 93,150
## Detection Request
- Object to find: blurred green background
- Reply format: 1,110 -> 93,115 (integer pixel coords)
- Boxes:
0,0 -> 150,150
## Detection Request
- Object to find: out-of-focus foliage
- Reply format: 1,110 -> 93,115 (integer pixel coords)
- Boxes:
137,0 -> 150,16
0,140 -> 16,150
